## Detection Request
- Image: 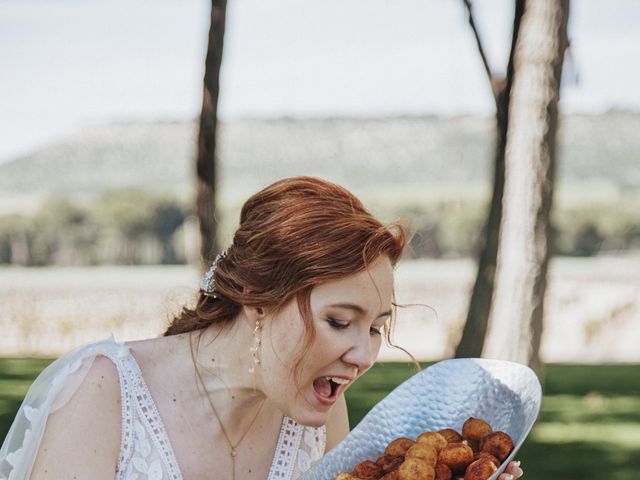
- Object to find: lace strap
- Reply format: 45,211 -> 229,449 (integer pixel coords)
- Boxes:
101,350 -> 136,478
118,354 -> 182,479
268,416 -> 304,479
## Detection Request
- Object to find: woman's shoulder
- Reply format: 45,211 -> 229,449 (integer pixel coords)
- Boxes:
124,332 -> 193,384
28,350 -> 123,479
54,354 -> 122,424
124,331 -> 187,360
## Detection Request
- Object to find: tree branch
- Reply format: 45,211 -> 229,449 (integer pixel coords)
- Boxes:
463,0 -> 499,101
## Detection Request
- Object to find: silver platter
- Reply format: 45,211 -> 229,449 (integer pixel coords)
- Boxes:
300,358 -> 542,480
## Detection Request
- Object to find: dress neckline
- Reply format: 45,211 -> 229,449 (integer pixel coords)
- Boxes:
119,343 -> 292,480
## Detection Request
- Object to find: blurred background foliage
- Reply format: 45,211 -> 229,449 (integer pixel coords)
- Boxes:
0,191 -> 189,266
1,187 -> 637,266
1,113 -> 638,266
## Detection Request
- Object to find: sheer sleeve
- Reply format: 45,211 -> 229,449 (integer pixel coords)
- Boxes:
0,336 -> 127,480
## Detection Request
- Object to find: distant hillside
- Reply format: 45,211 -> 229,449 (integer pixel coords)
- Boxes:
1,111 -> 639,211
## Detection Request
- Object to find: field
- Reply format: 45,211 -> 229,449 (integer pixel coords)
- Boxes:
1,359 -> 639,480
1,257 -> 639,361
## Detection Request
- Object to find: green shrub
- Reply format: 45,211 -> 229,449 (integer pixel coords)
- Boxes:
0,188 -> 637,266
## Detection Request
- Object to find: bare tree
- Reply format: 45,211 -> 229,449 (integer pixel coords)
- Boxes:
483,0 -> 570,373
196,0 -> 227,264
455,0 -> 525,358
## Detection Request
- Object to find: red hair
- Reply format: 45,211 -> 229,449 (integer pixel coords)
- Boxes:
165,177 -> 407,371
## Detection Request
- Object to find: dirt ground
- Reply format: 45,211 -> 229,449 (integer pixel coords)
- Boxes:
1,256 -> 638,362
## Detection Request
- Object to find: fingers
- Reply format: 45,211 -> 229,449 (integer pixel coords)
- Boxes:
500,460 -> 523,479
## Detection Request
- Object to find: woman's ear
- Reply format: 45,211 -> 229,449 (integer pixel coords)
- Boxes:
242,305 -> 266,323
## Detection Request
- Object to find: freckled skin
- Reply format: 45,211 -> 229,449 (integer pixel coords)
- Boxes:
257,256 -> 395,428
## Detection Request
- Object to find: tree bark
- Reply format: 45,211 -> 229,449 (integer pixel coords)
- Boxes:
482,0 -> 570,372
455,0 -> 524,358
196,0 -> 227,263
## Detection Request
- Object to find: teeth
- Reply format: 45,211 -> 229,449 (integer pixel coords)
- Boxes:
326,376 -> 350,385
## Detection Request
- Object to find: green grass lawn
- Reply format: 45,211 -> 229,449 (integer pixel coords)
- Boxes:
346,363 -> 640,480
2,359 -> 639,479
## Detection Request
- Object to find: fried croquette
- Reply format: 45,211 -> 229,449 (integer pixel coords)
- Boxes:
405,443 -> 438,467
385,437 -> 416,457
351,460 -> 384,479
397,458 -> 435,480
437,443 -> 474,475
480,431 -> 514,462
417,432 -> 448,452
376,454 -> 405,473
462,418 -> 493,442
437,429 -> 463,444
473,452 -> 500,468
434,463 -> 453,480
463,458 -> 498,480
381,471 -> 400,480
335,473 -> 358,480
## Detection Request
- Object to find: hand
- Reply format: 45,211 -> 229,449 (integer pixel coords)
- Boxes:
498,460 -> 523,479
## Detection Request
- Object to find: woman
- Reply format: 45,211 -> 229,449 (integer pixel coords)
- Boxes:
0,177 -> 523,480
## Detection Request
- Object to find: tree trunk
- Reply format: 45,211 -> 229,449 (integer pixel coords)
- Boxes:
482,0 -> 570,372
455,0 -> 525,358
196,0 -> 227,263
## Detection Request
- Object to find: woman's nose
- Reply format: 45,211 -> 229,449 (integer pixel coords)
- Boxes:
342,335 -> 377,374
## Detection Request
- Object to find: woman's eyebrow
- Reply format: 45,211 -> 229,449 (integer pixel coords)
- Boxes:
328,303 -> 392,319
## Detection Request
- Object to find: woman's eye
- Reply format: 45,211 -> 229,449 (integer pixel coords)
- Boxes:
370,326 -> 383,336
327,317 -> 349,329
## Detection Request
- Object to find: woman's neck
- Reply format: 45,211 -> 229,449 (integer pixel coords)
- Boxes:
189,314 -> 268,436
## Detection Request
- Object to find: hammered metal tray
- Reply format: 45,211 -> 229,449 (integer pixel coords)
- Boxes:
300,358 -> 542,480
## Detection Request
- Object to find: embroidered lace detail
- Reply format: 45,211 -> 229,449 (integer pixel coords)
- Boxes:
269,417 -> 303,479
297,427 -> 325,473
104,351 -> 134,476
105,351 -> 182,480
268,416 -> 326,479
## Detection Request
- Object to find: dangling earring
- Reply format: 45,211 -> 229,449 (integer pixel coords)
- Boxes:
249,320 -> 262,390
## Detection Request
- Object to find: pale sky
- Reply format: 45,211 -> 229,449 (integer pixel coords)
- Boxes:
1,0 -> 639,163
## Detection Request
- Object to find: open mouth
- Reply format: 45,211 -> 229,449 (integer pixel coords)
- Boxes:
312,376 -> 349,402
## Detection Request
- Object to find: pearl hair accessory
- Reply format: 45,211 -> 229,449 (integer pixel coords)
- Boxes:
200,249 -> 227,297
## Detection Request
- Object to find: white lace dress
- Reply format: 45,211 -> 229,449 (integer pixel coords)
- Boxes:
0,337 -> 325,480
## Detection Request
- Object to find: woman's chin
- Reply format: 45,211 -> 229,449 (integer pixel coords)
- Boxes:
275,389 -> 332,428
287,403 -> 330,428
293,415 -> 327,428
